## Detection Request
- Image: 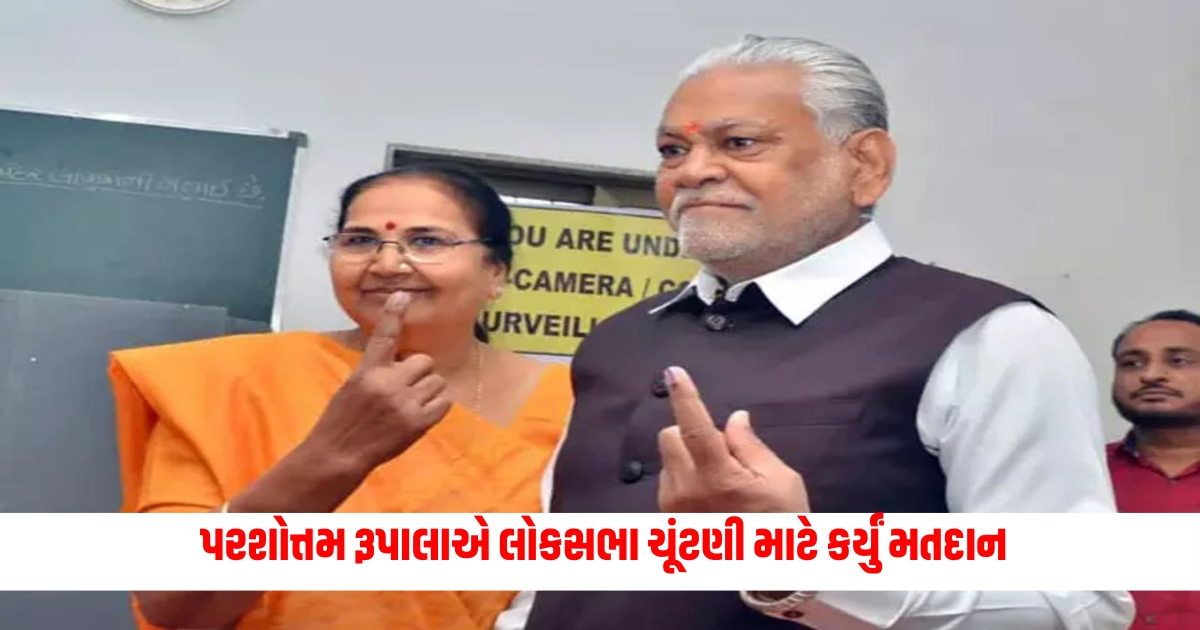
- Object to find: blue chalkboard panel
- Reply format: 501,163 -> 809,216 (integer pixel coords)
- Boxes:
0,107 -> 304,323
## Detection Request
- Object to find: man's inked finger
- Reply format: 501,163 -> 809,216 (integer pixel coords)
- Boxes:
360,291 -> 412,368
664,366 -> 734,472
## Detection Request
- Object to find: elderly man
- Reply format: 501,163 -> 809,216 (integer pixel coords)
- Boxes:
497,35 -> 1133,630
1108,309 -> 1200,629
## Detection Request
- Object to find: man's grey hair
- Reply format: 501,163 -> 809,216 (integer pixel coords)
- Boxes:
681,35 -> 888,143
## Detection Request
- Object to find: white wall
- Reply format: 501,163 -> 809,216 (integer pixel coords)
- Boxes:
1,0 -> 1196,438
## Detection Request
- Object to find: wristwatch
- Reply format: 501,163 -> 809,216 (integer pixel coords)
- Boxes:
740,592 -> 883,629
740,591 -> 820,621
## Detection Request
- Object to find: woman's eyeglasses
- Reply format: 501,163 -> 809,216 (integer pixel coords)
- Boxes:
323,232 -> 488,265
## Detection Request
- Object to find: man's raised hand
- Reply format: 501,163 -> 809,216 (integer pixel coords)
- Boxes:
657,366 -> 810,513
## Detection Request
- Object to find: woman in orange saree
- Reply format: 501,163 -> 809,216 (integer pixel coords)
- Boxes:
109,165 -> 571,630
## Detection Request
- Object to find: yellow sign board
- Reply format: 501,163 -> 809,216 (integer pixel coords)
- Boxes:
482,205 -> 699,356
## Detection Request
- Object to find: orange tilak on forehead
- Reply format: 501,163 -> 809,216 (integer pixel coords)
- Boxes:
683,120 -> 702,135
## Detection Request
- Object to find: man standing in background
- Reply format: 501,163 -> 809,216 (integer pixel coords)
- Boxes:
498,34 -> 1133,630
1109,309 -> 1200,629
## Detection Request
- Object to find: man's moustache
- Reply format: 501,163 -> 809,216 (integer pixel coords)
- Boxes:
670,192 -> 754,213
1134,386 -> 1183,398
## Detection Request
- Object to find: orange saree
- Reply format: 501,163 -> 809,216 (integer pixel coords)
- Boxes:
108,331 -> 571,630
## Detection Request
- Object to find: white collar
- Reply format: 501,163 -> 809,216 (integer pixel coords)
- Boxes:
649,221 -> 894,326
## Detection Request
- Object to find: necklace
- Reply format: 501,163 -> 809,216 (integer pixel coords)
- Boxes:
472,341 -> 484,414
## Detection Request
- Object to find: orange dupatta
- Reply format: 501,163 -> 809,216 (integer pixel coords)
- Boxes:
109,331 -> 571,630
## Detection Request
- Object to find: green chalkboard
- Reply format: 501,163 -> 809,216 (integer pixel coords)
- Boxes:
0,107 -> 304,324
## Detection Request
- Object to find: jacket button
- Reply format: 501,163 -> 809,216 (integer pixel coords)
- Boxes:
620,460 -> 645,483
651,372 -> 669,398
703,313 -> 729,331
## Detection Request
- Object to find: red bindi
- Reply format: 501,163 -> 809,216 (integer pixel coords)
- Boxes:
683,121 -> 702,135
384,221 -> 397,230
